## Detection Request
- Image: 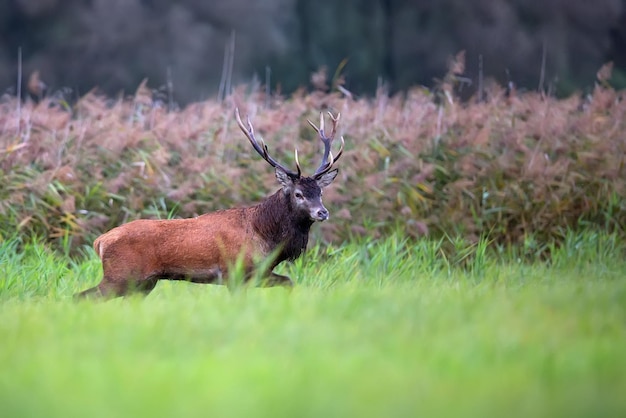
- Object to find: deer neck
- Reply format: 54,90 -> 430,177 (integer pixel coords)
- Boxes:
253,190 -> 313,262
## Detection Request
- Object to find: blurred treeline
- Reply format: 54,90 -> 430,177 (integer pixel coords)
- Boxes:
1,0 -> 626,104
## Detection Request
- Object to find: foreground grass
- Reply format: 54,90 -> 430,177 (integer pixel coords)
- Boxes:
1,233 -> 625,417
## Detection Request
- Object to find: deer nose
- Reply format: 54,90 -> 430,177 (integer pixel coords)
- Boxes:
315,208 -> 329,221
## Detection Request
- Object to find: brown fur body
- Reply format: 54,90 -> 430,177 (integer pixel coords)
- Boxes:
77,178 -> 330,298
76,110 -> 342,298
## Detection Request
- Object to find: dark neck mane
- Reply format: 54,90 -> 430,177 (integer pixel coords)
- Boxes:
252,190 -> 313,263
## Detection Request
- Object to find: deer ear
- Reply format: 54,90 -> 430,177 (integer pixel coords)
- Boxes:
275,167 -> 294,189
316,169 -> 338,189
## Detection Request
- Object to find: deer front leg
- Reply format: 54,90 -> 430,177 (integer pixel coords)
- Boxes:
260,272 -> 294,288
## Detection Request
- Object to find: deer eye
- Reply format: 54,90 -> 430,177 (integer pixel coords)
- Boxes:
294,191 -> 304,199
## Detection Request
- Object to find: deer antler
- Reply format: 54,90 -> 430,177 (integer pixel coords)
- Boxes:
308,111 -> 344,178
236,108 -> 301,179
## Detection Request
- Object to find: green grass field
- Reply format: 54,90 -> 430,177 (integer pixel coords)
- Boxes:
1,232 -> 625,418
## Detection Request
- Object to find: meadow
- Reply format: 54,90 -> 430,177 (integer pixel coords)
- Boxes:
1,231 -> 625,418
1,60 -> 625,417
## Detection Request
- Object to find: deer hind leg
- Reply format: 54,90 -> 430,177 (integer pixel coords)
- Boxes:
131,277 -> 159,295
74,278 -> 127,299
74,273 -> 152,299
105,273 -> 165,297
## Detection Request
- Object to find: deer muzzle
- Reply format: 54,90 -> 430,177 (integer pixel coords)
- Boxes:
310,206 -> 329,222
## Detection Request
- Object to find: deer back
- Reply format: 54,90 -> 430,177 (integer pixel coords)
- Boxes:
94,207 -> 263,276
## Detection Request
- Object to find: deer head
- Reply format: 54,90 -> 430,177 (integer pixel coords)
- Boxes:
236,109 -> 344,222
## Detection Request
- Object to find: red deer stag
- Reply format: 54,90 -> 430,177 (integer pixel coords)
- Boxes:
75,109 -> 344,298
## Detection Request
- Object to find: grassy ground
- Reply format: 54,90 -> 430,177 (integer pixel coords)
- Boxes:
1,233 -> 625,418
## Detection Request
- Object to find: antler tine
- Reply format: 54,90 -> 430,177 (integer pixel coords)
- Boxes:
294,148 -> 302,178
309,111 -> 344,177
334,135 -> 345,162
316,135 -> 344,175
327,111 -> 340,139
235,108 -> 300,178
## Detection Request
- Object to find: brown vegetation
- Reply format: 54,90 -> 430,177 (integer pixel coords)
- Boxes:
1,63 -> 625,252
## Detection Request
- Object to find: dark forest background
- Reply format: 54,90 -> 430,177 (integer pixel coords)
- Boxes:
1,0 -> 626,104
